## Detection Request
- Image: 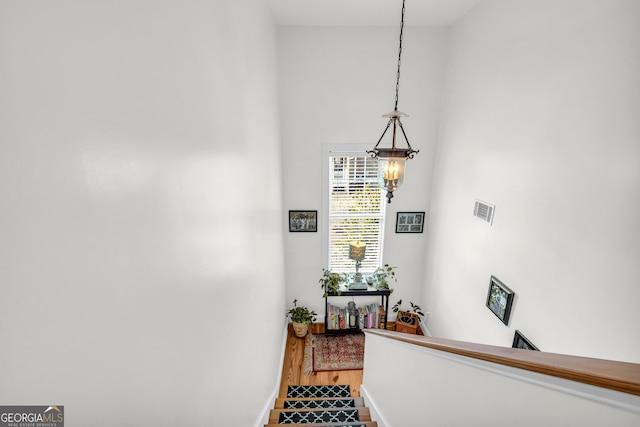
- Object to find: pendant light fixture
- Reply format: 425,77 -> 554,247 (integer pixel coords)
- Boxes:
368,0 -> 418,203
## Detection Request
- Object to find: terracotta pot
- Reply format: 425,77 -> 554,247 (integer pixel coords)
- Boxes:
395,311 -> 419,334
292,322 -> 309,338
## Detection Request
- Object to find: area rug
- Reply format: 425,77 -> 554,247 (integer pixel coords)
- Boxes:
305,333 -> 365,374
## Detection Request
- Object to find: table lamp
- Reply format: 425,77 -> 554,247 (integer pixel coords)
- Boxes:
349,241 -> 367,290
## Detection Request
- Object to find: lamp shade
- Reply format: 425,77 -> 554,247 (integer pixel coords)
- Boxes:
348,241 -> 366,262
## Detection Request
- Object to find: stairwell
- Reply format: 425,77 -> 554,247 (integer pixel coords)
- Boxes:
265,385 -> 377,427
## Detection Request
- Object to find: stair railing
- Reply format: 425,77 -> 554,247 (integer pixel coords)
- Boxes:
360,329 -> 640,427
365,329 -> 640,396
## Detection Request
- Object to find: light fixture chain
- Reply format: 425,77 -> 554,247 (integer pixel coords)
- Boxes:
394,0 -> 406,111
368,0 -> 418,204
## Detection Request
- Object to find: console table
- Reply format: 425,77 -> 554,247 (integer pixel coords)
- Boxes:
324,284 -> 391,334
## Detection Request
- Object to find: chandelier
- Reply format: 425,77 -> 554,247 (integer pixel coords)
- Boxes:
368,0 -> 419,203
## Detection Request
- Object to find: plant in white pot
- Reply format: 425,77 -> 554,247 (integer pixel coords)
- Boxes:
287,299 -> 317,338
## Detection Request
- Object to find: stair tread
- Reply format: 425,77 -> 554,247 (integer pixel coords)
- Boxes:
264,423 -> 377,427
275,397 -> 365,409
278,397 -> 363,402
286,385 -> 352,398
269,407 -> 370,424
273,408 -> 369,414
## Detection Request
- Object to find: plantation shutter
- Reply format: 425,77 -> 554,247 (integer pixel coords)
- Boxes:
328,155 -> 386,273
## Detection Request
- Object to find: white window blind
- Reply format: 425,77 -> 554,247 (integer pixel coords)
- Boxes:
328,154 -> 386,273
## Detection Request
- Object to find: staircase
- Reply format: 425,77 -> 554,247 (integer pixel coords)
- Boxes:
265,385 -> 377,426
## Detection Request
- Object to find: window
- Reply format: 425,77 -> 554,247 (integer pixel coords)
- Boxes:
323,145 -> 386,273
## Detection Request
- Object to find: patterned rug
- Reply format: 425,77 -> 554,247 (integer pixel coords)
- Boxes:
305,333 -> 365,374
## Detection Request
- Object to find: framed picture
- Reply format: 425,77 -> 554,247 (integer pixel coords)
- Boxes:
396,212 -> 425,233
288,210 -> 317,232
512,330 -> 539,351
485,275 -> 514,325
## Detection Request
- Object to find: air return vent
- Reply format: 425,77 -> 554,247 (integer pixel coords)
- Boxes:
474,200 -> 495,225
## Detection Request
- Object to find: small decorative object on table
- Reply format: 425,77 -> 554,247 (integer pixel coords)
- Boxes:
347,301 -> 359,329
392,299 -> 424,334
288,299 -> 317,338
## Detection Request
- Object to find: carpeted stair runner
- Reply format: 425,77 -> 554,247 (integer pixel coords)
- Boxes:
265,385 -> 377,427
287,385 -> 351,398
276,397 -> 364,409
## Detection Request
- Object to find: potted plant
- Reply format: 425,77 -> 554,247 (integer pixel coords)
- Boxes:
319,268 -> 346,297
287,299 -> 317,338
371,264 -> 397,292
392,299 -> 425,334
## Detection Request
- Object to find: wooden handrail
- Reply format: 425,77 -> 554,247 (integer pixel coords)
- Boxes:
364,329 -> 640,396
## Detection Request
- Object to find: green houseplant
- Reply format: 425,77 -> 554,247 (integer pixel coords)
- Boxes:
371,264 -> 397,292
319,268 -> 345,297
288,299 -> 317,338
392,299 -> 425,334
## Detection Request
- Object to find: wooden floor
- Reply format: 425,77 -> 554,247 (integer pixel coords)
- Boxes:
278,323 -> 364,398
278,321 -> 421,398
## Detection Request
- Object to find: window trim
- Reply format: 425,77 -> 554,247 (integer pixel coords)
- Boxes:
322,143 -> 386,273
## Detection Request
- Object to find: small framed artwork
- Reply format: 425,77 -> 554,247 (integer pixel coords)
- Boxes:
396,212 -> 425,233
288,210 -> 317,232
485,275 -> 514,325
512,330 -> 539,351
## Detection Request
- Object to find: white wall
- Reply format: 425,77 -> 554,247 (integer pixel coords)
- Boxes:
0,1 -> 285,425
425,0 -> 640,363
278,26 -> 446,317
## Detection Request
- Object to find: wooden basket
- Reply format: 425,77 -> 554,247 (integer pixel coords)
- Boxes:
395,311 -> 419,334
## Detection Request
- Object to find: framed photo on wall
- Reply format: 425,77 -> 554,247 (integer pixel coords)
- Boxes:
288,210 -> 317,232
485,275 -> 514,325
396,212 -> 425,233
512,330 -> 539,351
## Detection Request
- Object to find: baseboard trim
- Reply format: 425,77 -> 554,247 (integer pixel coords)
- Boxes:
254,319 -> 289,427
360,384 -> 388,427
255,386 -> 278,427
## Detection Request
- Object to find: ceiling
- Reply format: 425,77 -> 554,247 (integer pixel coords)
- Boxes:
267,0 -> 481,27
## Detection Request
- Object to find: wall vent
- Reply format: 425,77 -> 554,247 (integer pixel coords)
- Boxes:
473,200 -> 495,225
